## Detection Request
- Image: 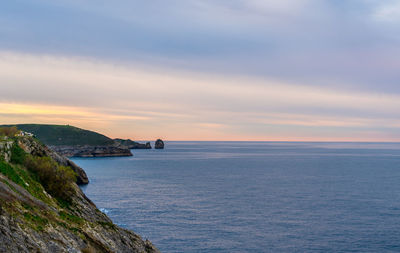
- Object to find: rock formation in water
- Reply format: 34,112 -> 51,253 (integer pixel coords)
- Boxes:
155,139 -> 164,149
0,134 -> 159,253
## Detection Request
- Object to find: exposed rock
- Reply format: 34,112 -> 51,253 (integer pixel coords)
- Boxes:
0,137 -> 160,253
145,142 -> 152,149
0,179 -> 159,253
0,138 -> 13,162
155,139 -> 164,149
50,145 -> 133,158
114,139 -> 152,149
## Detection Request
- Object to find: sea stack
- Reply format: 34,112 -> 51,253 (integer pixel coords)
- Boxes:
155,139 -> 164,149
145,142 -> 152,149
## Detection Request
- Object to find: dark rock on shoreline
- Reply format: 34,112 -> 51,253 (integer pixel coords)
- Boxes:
144,142 -> 151,149
50,145 -> 133,158
114,138 -> 152,149
1,124 -> 159,157
155,139 -> 164,149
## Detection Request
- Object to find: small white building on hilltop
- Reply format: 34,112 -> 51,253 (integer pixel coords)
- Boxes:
15,131 -> 34,137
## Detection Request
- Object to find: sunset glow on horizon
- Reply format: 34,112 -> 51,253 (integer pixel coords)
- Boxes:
1,1 -> 400,141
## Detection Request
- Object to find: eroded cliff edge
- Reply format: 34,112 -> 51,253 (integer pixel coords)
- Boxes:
0,135 -> 159,253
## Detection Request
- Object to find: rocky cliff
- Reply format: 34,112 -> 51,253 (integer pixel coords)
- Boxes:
0,136 -> 159,253
51,145 -> 133,158
114,139 -> 152,149
1,124 -> 134,158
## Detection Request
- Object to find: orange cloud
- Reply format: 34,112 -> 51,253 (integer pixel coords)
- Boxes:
1,51 -> 400,141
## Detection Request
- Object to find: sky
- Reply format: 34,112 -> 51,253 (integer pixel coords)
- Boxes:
1,0 -> 400,141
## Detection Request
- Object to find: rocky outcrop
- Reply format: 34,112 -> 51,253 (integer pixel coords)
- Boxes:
17,137 -> 89,185
155,139 -> 164,149
50,145 -> 133,158
1,125 -> 151,157
0,137 -> 13,162
0,176 -> 159,253
114,139 -> 152,149
144,142 -> 151,149
0,137 -> 160,253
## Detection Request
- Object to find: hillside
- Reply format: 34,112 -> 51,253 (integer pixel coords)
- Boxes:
0,130 -> 159,252
1,124 -> 115,147
0,124 -> 135,158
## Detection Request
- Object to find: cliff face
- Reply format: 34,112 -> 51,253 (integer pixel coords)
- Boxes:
0,137 -> 13,162
114,139 -> 152,149
0,136 -> 159,253
51,145 -> 133,158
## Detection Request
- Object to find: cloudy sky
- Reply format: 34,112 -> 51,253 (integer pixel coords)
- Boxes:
1,0 -> 400,141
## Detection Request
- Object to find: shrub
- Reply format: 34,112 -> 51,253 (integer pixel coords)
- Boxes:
24,156 -> 77,201
0,127 -> 18,137
10,143 -> 26,165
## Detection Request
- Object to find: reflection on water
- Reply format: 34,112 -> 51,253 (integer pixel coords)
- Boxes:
74,142 -> 400,252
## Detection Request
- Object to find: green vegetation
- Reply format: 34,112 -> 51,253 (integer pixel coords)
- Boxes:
0,160 -> 25,187
10,142 -> 26,165
23,212 -> 49,231
0,124 -> 115,146
0,134 -> 134,251
14,165 -> 54,205
59,211 -> 84,225
0,160 -> 54,205
98,221 -> 116,230
0,153 -> 82,234
1,178 -> 18,194
25,155 -> 76,201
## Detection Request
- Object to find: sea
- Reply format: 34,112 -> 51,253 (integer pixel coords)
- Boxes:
73,141 -> 400,253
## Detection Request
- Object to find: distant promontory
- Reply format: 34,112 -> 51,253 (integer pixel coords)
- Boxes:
0,124 -> 163,158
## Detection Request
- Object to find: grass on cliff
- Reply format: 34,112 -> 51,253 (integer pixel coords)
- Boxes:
23,212 -> 49,232
0,137 -> 121,247
0,160 -> 55,206
10,141 -> 26,165
0,158 -> 84,234
1,124 -> 115,146
1,140 -> 77,204
15,165 -> 55,205
25,155 -> 77,201
0,161 -> 25,187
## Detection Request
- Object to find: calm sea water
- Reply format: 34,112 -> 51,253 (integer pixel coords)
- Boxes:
73,142 -> 400,252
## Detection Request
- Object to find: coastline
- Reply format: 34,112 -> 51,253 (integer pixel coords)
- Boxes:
0,134 -> 160,252
50,145 -> 133,158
